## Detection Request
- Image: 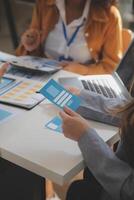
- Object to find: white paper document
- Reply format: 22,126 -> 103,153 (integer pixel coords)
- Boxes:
0,51 -> 62,73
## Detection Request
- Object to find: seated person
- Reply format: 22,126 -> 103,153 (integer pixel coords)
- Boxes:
16,0 -> 123,75
59,86 -> 134,200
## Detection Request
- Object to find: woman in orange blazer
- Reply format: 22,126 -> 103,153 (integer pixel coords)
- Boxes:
16,0 -> 123,75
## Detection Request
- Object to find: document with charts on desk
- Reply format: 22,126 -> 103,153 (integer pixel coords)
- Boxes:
0,51 -> 62,73
0,76 -> 45,109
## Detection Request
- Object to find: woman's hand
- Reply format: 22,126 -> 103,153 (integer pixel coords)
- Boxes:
63,62 -> 89,75
67,87 -> 81,96
0,63 -> 9,78
59,107 -> 90,141
21,29 -> 41,52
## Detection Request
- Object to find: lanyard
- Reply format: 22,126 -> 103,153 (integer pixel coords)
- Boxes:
59,19 -> 85,61
62,19 -> 85,47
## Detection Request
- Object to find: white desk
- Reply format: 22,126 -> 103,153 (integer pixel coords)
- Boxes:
0,70 -> 119,185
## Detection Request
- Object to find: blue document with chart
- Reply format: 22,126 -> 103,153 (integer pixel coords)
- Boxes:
45,116 -> 62,133
0,52 -> 61,73
39,79 -> 81,110
0,108 -> 12,121
0,77 -> 15,90
39,79 -> 81,133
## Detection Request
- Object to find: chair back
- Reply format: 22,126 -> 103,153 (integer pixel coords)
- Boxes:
122,28 -> 134,97
122,28 -> 133,54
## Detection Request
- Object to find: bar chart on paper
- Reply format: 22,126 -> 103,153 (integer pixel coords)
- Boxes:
0,77 -> 45,109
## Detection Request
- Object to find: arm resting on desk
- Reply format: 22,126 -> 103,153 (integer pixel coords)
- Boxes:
76,90 -> 128,126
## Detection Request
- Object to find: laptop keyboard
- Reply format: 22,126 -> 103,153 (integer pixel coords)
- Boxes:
81,79 -> 117,98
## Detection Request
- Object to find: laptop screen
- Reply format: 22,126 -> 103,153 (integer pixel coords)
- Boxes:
116,39 -> 134,96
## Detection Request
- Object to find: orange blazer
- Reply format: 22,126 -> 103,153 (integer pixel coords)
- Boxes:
16,0 -> 123,75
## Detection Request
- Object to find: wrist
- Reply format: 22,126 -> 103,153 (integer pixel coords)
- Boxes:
77,128 -> 89,142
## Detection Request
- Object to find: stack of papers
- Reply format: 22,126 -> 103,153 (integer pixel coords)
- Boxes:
0,51 -> 62,73
0,76 -> 45,109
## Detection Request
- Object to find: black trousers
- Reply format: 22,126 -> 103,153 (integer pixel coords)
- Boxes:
0,158 -> 45,200
66,167 -> 102,200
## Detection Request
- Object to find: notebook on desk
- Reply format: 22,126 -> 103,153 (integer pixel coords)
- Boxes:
0,76 -> 45,109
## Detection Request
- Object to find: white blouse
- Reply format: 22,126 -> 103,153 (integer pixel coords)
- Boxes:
44,0 -> 91,64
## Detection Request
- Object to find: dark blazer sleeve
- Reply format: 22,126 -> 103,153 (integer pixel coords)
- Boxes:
78,129 -> 134,200
77,90 -> 128,126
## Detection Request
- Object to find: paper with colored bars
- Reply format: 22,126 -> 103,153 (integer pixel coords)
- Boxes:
0,76 -> 45,109
39,79 -> 81,133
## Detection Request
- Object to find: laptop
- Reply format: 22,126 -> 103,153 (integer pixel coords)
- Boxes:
59,39 -> 134,99
59,39 -> 134,126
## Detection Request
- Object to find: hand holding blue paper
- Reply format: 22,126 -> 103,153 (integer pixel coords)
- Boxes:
39,79 -> 81,111
39,79 -> 81,133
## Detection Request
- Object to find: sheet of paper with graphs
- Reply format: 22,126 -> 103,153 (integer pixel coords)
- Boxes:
0,76 -> 45,109
0,51 -> 61,73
